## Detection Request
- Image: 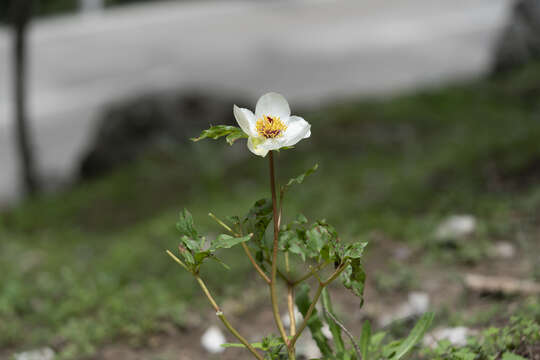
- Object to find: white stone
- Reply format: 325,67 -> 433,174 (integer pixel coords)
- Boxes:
435,215 -> 477,240
423,326 -> 471,347
296,333 -> 321,359
490,241 -> 515,259
379,292 -> 430,326
14,348 -> 55,360
321,323 -> 333,339
201,325 -> 226,354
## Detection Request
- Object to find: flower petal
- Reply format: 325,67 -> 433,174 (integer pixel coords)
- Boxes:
247,137 -> 269,157
255,92 -> 291,119
282,116 -> 311,147
233,105 -> 257,137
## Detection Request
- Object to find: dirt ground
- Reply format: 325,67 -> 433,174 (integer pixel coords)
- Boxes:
92,234 -> 539,360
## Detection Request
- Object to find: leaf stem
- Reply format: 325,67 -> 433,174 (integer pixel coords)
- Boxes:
289,261 -> 350,348
194,275 -> 264,360
208,213 -> 271,284
292,262 -> 329,286
241,242 -> 271,284
165,250 -> 189,272
268,151 -> 289,346
208,212 -> 239,236
322,305 -> 361,359
290,284 -> 323,347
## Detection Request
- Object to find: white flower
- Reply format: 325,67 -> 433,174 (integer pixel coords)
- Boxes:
233,92 -> 311,157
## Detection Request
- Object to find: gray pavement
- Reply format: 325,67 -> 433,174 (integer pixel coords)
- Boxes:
0,0 -> 511,205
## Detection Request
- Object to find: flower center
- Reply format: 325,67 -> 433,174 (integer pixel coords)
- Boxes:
256,115 -> 287,139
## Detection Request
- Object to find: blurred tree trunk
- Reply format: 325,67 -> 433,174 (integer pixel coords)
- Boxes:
11,0 -> 39,196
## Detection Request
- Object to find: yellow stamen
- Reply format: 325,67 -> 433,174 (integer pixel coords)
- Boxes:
256,115 -> 287,139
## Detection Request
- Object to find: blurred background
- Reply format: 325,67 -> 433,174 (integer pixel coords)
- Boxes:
1,0 -> 539,359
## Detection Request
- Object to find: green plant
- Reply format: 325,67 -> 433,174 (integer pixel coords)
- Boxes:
425,316 -> 540,360
166,92 -> 433,359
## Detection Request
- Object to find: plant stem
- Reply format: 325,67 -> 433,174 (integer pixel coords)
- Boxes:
242,243 -> 271,284
166,250 -> 189,272
293,262 -> 329,286
289,261 -> 349,347
287,284 -> 296,336
208,212 -> 238,236
194,275 -> 264,360
291,284 -> 323,347
208,213 -> 271,284
268,151 -> 289,347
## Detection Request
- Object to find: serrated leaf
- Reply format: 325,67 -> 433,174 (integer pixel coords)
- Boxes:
176,209 -> 199,240
244,198 -> 273,250
389,312 -> 434,360
340,258 -> 366,304
295,284 -> 333,357
281,163 -> 319,194
191,125 -> 248,145
211,234 -> 252,250
279,230 -> 307,261
344,241 -> 368,259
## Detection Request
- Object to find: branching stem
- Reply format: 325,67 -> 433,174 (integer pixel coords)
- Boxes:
268,151 -> 289,347
289,261 -> 349,348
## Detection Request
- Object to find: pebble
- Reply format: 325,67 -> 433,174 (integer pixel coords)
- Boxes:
423,326 -> 471,347
14,348 -> 55,360
490,241 -> 515,259
201,325 -> 226,354
379,291 -> 430,326
435,215 -> 477,241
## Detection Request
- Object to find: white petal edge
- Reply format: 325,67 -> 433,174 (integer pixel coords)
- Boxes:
282,116 -> 311,147
255,92 -> 291,119
259,137 -> 287,152
233,105 -> 257,137
247,137 -> 269,157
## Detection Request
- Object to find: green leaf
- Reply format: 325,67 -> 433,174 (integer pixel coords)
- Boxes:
211,234 -> 252,250
191,125 -> 248,145
360,320 -> 371,360
321,288 -> 345,353
293,213 -> 308,225
176,209 -> 199,240
281,163 -> 319,194
340,258 -> 366,304
244,198 -> 273,249
389,312 -> 434,360
279,230 -> 307,261
502,353 -> 527,360
295,284 -> 333,357
344,242 -> 367,259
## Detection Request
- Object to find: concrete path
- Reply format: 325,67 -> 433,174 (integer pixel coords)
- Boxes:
0,0 -> 511,205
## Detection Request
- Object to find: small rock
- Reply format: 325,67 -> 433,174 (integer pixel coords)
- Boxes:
379,291 -> 430,326
14,348 -> 55,360
321,323 -> 333,339
296,333 -> 321,359
201,325 -> 226,354
423,327 -> 471,348
490,241 -> 516,259
435,215 -> 476,241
